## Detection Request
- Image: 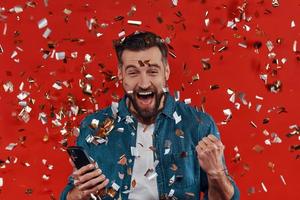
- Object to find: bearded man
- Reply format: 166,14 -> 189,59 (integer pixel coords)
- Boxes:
61,31 -> 240,200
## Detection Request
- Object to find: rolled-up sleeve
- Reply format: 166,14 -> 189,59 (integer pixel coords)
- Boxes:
201,114 -> 240,200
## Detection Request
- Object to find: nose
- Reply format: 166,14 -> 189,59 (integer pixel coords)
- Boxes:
138,73 -> 151,89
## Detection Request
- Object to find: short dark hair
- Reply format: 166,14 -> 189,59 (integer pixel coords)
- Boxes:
113,31 -> 168,67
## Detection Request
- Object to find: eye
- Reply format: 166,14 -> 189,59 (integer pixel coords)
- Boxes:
148,69 -> 159,75
127,70 -> 139,76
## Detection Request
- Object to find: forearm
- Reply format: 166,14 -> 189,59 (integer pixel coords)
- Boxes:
207,171 -> 234,200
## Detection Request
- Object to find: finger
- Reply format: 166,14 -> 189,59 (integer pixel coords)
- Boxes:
207,134 -> 223,147
79,174 -> 107,190
79,168 -> 102,184
83,178 -> 110,196
202,137 -> 214,146
197,140 -> 206,150
73,163 -> 95,178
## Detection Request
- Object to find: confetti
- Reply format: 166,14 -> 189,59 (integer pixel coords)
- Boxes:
0,177 -> 3,187
63,8 -> 72,15
38,18 -> 48,29
5,143 -> 17,151
127,20 -> 142,26
144,168 -> 158,180
55,52 -> 66,60
252,145 -> 264,153
42,28 -> 51,38
280,175 -> 287,185
272,0 -> 280,7
261,182 -> 268,192
171,0 -> 178,6
131,146 -> 139,157
173,111 -> 181,124
201,58 -> 211,70
184,98 -> 191,104
291,20 -> 296,28
3,81 -> 14,92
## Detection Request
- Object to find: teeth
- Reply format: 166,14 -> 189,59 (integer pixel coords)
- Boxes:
138,91 -> 152,96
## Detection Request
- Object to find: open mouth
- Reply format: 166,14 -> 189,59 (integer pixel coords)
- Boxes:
136,91 -> 155,100
135,91 -> 155,108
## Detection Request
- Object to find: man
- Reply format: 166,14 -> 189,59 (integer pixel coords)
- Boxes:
61,31 -> 240,200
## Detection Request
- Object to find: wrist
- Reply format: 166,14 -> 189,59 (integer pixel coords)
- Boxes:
207,168 -> 227,179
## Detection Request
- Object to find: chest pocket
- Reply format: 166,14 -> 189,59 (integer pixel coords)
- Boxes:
164,150 -> 198,189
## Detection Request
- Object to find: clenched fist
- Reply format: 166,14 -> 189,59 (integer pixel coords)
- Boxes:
196,134 -> 225,176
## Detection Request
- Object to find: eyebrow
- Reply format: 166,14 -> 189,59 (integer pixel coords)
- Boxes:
124,63 -> 161,71
124,65 -> 138,71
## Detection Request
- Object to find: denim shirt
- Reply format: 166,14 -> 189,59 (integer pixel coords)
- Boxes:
60,93 -> 240,200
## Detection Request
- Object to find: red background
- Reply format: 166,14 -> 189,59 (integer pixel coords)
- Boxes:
0,0 -> 299,199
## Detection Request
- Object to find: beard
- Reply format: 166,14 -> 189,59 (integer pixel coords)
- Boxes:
126,86 -> 165,124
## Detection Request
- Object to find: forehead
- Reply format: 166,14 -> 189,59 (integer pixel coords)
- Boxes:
121,46 -> 163,66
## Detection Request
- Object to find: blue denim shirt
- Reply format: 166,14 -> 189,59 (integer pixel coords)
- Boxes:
61,93 -> 240,200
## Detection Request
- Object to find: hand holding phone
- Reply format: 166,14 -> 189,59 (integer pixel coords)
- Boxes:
66,146 -> 109,200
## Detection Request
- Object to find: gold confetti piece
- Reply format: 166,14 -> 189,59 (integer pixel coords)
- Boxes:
252,145 -> 264,153
175,129 -> 184,138
170,163 -> 178,171
118,154 -> 127,165
63,8 -> 72,15
96,118 -> 115,138
0,177 -> 3,187
127,167 -> 132,175
267,162 -> 275,172
192,74 -> 199,82
131,179 -> 136,188
41,133 -> 49,142
127,4 -> 137,16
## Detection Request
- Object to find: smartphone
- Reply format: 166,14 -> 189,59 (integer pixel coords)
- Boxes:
67,146 -> 94,170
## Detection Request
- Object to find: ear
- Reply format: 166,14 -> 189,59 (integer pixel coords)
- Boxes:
118,66 -> 122,81
165,63 -> 170,80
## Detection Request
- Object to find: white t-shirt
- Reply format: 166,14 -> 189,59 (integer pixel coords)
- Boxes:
128,123 -> 159,200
